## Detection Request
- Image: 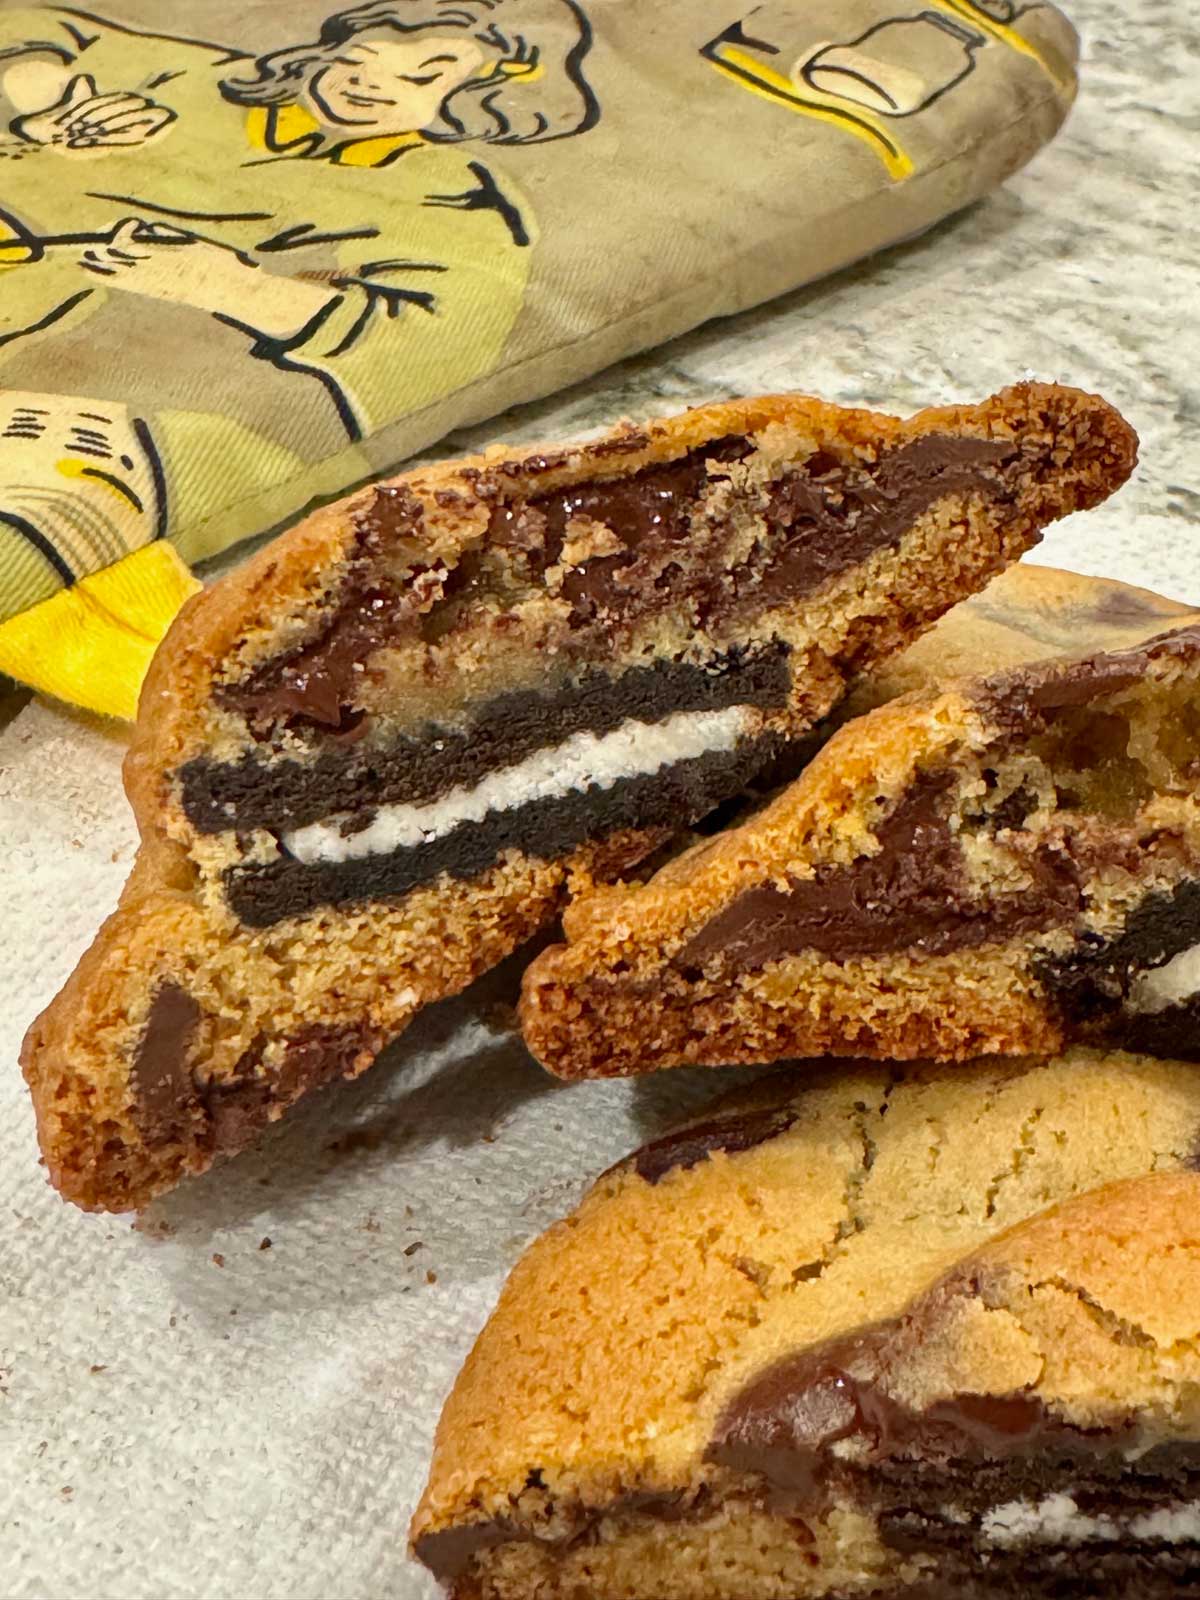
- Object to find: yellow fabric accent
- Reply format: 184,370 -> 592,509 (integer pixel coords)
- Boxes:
332,131 -> 424,167
245,103 -> 423,165
245,102 -> 320,152
707,45 -> 914,180
0,543 -> 201,720
0,226 -> 33,268
498,58 -> 543,81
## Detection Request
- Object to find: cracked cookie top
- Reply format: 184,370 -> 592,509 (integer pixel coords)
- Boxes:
413,1048 -> 1200,1581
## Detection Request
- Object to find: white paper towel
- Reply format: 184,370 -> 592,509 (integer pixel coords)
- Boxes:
3,0 -> 1199,1589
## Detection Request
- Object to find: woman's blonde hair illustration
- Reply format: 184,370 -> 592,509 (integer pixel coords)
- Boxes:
219,0 -> 598,145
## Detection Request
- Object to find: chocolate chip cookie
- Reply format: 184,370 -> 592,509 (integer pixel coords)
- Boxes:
412,1049 -> 1200,1598
521,605 -> 1200,1077
22,382 -> 1134,1210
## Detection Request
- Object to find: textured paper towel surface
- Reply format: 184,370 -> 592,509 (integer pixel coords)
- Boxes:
2,0 -> 1199,1592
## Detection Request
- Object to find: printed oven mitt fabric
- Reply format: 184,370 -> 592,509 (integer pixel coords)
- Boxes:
0,0 -> 1079,717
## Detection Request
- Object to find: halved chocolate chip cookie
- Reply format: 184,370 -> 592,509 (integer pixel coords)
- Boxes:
521,608 -> 1200,1077
23,383 -> 1135,1209
413,1050 -> 1200,1599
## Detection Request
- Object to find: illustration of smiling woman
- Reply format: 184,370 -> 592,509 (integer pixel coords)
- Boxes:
0,1 -> 599,444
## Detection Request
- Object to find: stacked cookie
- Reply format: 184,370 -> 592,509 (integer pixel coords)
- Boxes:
22,384 -> 1200,1595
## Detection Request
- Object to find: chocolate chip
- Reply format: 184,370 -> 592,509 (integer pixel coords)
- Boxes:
630,1104 -> 799,1186
129,984 -> 202,1146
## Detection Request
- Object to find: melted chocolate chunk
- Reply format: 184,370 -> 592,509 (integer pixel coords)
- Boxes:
983,622 -> 1200,730
708,1299 -> 1127,1501
129,983 -> 202,1145
225,735 -> 781,927
755,433 -> 1017,604
490,437 -> 749,625
630,1103 -> 799,1186
411,1521 -> 521,1585
678,775 -> 1079,972
223,585 -> 398,733
202,1024 -> 382,1155
221,428 -> 1024,741
181,645 -> 791,837
131,1002 -> 379,1155
218,487 -> 430,733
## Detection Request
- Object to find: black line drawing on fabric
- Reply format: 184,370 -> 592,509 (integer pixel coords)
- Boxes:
0,390 -> 167,590
700,16 -> 914,178
220,0 -> 599,162
0,0 -> 600,485
7,69 -> 176,151
799,13 -> 986,118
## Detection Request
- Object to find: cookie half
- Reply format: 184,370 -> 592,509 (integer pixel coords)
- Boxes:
412,1050 -> 1200,1598
23,383 -> 1134,1210
846,560 -> 1200,715
521,612 -> 1200,1076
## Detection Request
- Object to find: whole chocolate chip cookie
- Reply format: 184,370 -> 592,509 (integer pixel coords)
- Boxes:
413,1048 -> 1200,1598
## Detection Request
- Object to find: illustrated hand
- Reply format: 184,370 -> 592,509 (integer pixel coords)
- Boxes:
81,220 -> 338,341
12,74 -> 175,152
80,219 -> 225,284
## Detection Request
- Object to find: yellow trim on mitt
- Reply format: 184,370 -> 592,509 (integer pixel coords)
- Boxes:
0,542 -> 200,720
704,44 -> 914,181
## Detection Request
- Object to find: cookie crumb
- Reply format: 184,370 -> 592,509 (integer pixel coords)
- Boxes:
426,1269 -> 438,1285
89,1365 -> 106,1375
259,1237 -> 272,1251
211,1253 -> 225,1268
404,1240 -> 424,1257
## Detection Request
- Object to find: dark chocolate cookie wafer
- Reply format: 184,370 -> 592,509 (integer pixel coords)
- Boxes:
412,1050 -> 1200,1598
23,384 -> 1134,1209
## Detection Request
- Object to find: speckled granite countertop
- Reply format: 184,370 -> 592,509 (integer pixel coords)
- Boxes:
1,2 -> 1197,1597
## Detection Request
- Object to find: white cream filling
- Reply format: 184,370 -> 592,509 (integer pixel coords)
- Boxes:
1128,943 -> 1200,1015
982,1491 -> 1200,1547
282,705 -> 754,867
982,1492 -> 1119,1546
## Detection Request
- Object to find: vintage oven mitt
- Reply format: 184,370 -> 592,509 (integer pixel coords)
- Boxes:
0,0 -> 1079,716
